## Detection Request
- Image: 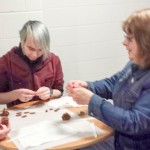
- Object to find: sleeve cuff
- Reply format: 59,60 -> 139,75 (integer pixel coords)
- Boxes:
88,94 -> 104,120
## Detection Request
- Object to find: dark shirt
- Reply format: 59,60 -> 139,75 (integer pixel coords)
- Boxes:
0,45 -> 64,107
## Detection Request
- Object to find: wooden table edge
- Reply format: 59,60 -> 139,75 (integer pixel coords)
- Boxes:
0,100 -> 113,150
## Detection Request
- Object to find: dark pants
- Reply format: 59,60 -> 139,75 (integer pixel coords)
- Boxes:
80,136 -> 115,150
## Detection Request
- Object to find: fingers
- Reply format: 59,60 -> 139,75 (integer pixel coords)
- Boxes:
20,89 -> 36,102
19,87 -> 51,102
36,87 -> 50,100
67,87 -> 92,105
38,91 -> 50,100
67,80 -> 87,89
66,80 -> 87,96
0,124 -> 11,140
66,80 -> 78,94
5,122 -> 11,129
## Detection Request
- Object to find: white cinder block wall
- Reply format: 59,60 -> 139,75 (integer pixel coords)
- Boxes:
0,0 -> 150,102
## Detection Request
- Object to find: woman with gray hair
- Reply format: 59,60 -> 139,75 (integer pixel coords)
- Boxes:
66,8 -> 150,150
0,20 -> 64,107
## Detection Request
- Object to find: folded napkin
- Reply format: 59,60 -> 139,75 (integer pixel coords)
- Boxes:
18,120 -> 76,148
48,96 -> 87,109
17,118 -> 103,149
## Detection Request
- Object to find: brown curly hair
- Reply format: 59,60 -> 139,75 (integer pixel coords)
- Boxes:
122,8 -> 150,67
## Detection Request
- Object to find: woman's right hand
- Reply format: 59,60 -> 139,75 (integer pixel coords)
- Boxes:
13,89 -> 36,102
66,80 -> 88,94
0,122 -> 11,140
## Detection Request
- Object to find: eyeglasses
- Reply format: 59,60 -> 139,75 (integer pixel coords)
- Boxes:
124,34 -> 134,42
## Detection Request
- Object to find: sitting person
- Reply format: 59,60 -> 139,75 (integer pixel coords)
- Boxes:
66,8 -> 150,150
0,20 -> 64,107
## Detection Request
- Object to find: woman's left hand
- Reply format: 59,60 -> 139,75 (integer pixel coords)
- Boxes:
36,87 -> 51,100
69,87 -> 93,105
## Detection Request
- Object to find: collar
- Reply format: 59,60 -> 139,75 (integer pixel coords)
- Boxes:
131,63 -> 150,81
17,43 -> 43,68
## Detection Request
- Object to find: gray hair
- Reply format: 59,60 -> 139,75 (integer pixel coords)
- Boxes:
19,20 -> 50,59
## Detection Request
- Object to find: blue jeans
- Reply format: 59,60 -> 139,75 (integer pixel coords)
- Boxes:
80,136 -> 115,150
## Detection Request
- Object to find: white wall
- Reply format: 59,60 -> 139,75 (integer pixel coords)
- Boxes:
0,0 -> 150,99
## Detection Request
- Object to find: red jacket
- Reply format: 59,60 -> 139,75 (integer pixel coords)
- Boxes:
0,46 -> 64,107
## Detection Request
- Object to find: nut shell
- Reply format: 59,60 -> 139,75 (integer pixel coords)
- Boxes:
62,113 -> 71,121
79,111 -> 85,116
0,108 -> 9,116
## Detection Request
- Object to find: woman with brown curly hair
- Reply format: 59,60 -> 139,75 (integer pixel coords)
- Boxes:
67,8 -> 150,150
